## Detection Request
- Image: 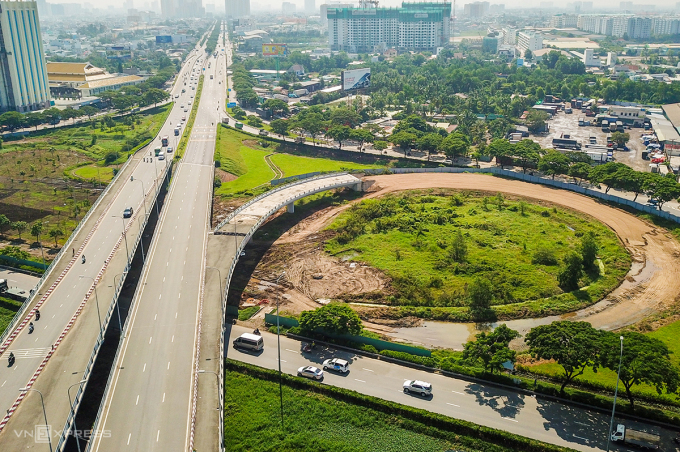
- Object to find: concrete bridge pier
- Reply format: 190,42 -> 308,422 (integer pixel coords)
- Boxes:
287,203 -> 295,213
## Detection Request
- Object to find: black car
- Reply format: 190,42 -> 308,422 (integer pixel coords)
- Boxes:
123,207 -> 133,218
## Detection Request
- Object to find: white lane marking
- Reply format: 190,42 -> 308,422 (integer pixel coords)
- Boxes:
52,315 -> 55,319
175,312 -> 178,318
354,379 -> 366,383
159,294 -> 162,299
284,349 -> 298,353
136,395 -> 139,405
1,380 -> 5,387
280,359 -> 287,363
143,363 -> 146,372
60,304 -> 63,307
172,335 -> 174,342
127,433 -> 131,445
502,417 -> 518,423
149,337 -> 152,344
451,390 -> 464,395
446,403 -> 460,407
178,293 -> 181,298
73,285 -> 77,288
44,325 -> 48,329
154,314 -> 157,320
362,368 -> 374,372
167,361 -> 170,369
157,430 -> 160,442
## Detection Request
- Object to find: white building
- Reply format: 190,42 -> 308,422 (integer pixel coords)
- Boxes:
502,26 -> 517,44
577,14 -> 613,35
516,31 -> 543,56
327,2 -> 451,52
0,0 -> 51,112
550,14 -> 578,28
628,16 -> 652,38
582,48 -> 600,67
652,17 -> 680,35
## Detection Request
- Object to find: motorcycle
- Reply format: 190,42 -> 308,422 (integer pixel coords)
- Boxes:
35,310 -> 40,321
302,343 -> 312,353
253,328 -> 261,335
8,352 -> 15,367
28,322 -> 34,334
82,255 -> 86,264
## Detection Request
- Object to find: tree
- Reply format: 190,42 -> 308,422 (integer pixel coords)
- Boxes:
326,125 -> 352,149
30,222 -> 43,244
463,324 -> 520,373
11,221 -> 28,240
539,150 -> 570,179
144,88 -> 170,107
643,173 -> 680,209
600,331 -> 680,409
298,113 -> 325,144
568,162 -> 592,186
558,252 -> 583,292
620,171 -> 647,202
246,115 -> 263,128
330,107 -> 361,128
298,303 -> 362,336
487,138 -> 513,168
350,128 -> 375,151
589,162 -> 630,194
0,111 -> 25,131
373,140 -> 388,152
440,132 -> 470,159
24,112 -> 45,131
49,227 -> 64,247
468,277 -> 494,317
417,132 -> 443,159
580,232 -> 598,273
525,321 -> 602,393
0,214 -> 10,237
512,139 -> 541,174
610,131 -> 630,147
80,106 -> 99,120
270,119 -> 289,135
524,49 -> 533,60
525,110 -> 549,134
390,131 -> 417,153
263,98 -> 289,116
449,229 -> 467,263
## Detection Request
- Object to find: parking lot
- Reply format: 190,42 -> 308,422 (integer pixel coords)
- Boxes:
534,109 -> 651,172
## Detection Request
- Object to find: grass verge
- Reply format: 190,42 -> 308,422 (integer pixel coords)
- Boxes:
237,306 -> 259,321
0,296 -> 21,336
225,359 -> 573,452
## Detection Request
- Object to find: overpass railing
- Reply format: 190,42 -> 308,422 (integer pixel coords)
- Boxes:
59,161 -> 172,452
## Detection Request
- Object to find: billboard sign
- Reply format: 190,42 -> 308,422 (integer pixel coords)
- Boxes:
341,68 -> 371,91
262,43 -> 287,57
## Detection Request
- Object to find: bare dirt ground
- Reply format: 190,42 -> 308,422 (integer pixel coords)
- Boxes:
241,173 -> 680,337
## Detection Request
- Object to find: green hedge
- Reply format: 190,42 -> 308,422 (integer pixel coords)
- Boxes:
225,359 -> 575,452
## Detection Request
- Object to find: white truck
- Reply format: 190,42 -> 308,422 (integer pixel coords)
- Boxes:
611,424 -> 660,450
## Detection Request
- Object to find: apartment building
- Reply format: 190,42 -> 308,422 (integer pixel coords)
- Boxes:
549,14 -> 578,28
463,1 -> 489,18
327,2 -> 451,52
0,0 -> 51,112
502,26 -> 517,44
226,0 -> 250,18
651,16 -> 680,35
516,31 -> 543,56
577,14 -> 614,35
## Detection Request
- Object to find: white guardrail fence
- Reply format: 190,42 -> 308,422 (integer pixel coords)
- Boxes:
58,161 -> 172,452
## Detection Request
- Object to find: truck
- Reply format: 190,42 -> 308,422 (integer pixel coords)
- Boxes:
601,120 -> 609,132
161,136 -> 169,147
293,88 -> 308,97
610,424 -> 660,450
552,134 -> 581,150
154,147 -> 162,156
235,122 -> 243,130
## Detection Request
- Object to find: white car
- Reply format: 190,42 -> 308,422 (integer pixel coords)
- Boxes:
297,366 -> 323,380
403,380 -> 432,397
322,358 -> 349,374
158,154 -> 165,161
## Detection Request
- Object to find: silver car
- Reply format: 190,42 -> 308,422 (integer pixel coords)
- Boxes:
297,366 -> 323,380
403,380 -> 432,397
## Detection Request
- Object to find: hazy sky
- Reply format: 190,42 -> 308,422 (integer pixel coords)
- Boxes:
48,0 -> 680,9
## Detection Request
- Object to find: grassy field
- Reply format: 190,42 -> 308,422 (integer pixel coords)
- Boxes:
72,166 -> 115,183
325,191 -> 630,320
270,153 -> 381,176
225,369 -> 518,452
176,76 -> 203,159
214,126 -> 385,197
0,296 -> 21,337
0,104 -> 172,252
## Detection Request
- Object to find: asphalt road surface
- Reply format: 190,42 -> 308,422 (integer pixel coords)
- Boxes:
0,46 -> 202,431
90,27 -> 226,452
227,324 -> 679,452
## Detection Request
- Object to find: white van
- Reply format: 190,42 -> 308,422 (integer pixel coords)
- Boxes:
233,333 -> 263,351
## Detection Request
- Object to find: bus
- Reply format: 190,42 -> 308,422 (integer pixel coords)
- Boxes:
601,120 -> 609,132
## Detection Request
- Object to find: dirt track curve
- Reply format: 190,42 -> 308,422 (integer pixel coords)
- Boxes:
356,173 -> 680,330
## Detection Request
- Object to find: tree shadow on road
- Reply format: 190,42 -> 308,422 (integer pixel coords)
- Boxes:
535,398 -> 610,450
464,382 -> 526,419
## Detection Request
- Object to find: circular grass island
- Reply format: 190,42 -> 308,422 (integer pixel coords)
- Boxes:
324,190 -> 631,322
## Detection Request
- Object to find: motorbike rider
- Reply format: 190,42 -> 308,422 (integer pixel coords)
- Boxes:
8,352 -> 15,364
82,255 -> 86,264
28,322 -> 34,333
35,309 -> 40,321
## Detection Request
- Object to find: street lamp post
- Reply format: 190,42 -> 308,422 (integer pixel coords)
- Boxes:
67,379 -> 87,452
606,336 -> 624,452
79,275 -> 102,335
275,270 -> 286,431
112,215 -> 130,265
113,273 -> 125,333
19,388 -> 52,452
198,370 -> 221,410
130,176 -> 148,218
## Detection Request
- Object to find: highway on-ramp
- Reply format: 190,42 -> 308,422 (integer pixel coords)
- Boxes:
90,28 -> 226,452
0,44 -> 202,442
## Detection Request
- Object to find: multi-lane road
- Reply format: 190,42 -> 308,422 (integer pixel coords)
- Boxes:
89,27 -> 227,452
0,32 -> 205,447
